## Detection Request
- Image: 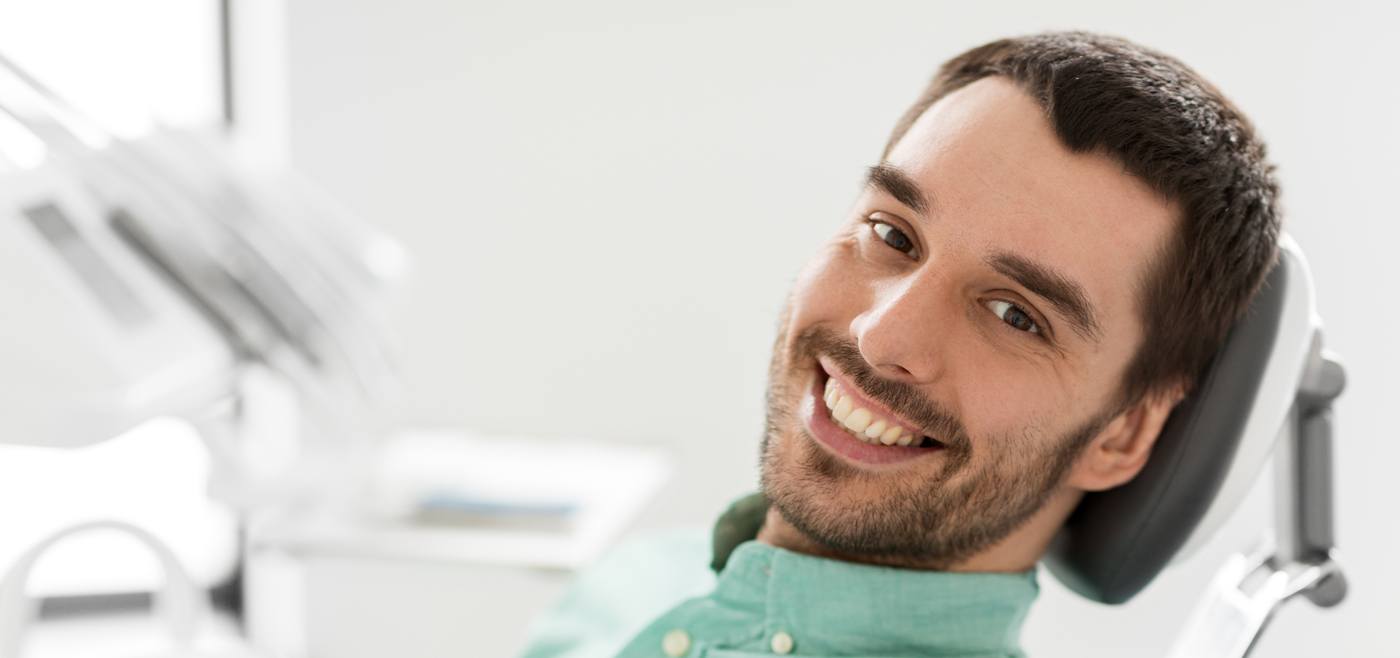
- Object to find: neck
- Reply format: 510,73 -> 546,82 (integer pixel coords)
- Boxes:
756,486 -> 1083,573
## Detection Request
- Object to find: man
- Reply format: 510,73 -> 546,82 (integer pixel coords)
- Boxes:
522,30 -> 1279,658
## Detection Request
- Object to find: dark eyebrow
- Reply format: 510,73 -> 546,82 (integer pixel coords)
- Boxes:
987,251 -> 1102,343
865,163 -> 931,216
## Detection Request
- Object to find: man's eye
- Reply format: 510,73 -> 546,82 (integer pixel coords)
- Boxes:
985,299 -> 1042,335
870,221 -> 919,259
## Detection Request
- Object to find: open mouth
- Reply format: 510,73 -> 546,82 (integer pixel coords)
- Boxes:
822,371 -> 945,448
802,357 -> 946,465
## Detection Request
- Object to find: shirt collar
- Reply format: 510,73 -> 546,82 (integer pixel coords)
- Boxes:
710,494 -> 1039,656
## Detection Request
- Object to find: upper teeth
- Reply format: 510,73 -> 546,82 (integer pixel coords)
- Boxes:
823,377 -> 920,447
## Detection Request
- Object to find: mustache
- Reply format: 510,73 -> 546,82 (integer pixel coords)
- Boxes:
792,325 -> 968,447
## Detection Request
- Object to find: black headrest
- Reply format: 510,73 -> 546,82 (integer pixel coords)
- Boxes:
1044,256 -> 1290,604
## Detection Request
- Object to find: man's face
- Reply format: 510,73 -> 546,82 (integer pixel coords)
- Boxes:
759,77 -> 1178,567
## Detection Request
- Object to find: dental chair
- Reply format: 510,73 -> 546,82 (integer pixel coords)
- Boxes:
1045,236 -> 1347,657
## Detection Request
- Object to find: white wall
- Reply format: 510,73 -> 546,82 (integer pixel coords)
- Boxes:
282,1 -> 1399,656
0,0 -> 220,132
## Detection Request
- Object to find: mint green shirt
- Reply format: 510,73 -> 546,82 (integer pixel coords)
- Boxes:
520,495 -> 1040,658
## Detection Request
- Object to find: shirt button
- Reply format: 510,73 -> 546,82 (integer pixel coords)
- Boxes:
661,629 -> 691,657
770,631 -> 795,655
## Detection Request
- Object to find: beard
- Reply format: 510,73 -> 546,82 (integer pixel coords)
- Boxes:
759,318 -> 1112,569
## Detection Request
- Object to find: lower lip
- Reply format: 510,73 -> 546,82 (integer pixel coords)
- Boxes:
799,366 -> 945,466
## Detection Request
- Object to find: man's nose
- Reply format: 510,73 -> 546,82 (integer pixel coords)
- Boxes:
849,272 -> 949,384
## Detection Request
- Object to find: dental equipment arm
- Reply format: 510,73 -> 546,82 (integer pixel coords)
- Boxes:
0,47 -> 402,470
1165,337 -> 1346,658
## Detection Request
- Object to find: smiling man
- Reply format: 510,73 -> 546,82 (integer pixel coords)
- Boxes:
521,31 -> 1279,658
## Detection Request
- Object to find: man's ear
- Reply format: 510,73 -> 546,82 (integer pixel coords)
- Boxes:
1066,383 -> 1187,493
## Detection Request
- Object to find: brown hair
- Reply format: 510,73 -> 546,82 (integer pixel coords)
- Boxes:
885,31 -> 1280,406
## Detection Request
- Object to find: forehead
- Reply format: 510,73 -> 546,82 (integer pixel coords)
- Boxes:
885,76 -> 1178,345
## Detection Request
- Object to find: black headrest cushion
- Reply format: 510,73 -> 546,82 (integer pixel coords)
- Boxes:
1044,259 -> 1288,604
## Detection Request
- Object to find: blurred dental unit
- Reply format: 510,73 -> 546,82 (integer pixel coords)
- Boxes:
0,11 -> 1355,658
0,40 -> 382,653
0,27 -> 667,657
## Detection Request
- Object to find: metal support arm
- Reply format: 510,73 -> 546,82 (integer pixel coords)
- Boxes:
1167,335 -> 1347,658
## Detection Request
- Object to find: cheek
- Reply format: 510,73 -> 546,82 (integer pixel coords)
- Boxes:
787,239 -> 869,326
953,357 -> 1071,449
